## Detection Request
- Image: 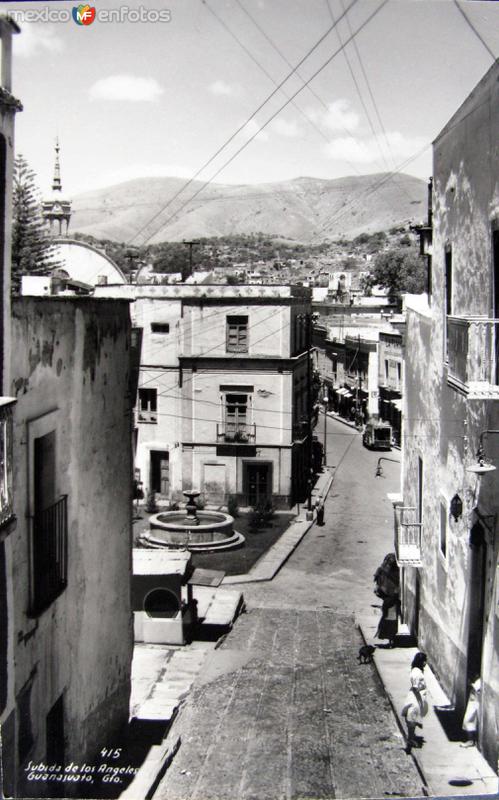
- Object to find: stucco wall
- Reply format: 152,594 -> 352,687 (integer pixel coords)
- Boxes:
402,61 -> 499,770
8,298 -> 133,790
0,89 -> 18,752
131,292 -> 309,504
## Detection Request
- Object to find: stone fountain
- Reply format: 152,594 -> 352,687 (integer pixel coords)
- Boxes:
139,489 -> 244,552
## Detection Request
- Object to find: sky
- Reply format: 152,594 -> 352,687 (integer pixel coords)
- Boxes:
3,0 -> 499,201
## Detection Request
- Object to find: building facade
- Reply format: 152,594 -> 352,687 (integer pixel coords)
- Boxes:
95,283 -> 313,508
400,61 -> 499,770
0,17 -> 23,798
2,298 -> 134,796
378,331 -> 404,445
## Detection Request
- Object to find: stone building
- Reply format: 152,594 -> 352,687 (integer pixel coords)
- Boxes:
400,60 -> 499,770
94,283 -> 313,507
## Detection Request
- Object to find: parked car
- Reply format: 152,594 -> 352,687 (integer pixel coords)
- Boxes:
362,420 -> 392,450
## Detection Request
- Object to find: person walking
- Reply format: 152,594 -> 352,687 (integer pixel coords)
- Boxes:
461,677 -> 481,747
316,498 -> 325,526
401,652 -> 429,753
375,595 -> 400,648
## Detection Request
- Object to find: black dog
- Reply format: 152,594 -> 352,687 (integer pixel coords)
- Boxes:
357,644 -> 375,664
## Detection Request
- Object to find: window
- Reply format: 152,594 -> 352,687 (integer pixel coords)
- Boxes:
30,431 -> 67,615
439,501 -> 447,559
397,362 -> 402,384
221,393 -> 254,441
226,315 -> 248,353
384,359 -> 389,380
151,323 -> 170,334
0,401 -> 14,527
138,388 -> 157,423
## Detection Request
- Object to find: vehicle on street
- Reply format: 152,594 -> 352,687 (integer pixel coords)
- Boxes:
362,420 -> 392,450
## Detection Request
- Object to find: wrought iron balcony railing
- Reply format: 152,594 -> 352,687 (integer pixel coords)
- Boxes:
30,495 -> 68,615
137,409 -> 157,424
394,506 -> 422,567
447,316 -> 499,395
216,422 -> 256,443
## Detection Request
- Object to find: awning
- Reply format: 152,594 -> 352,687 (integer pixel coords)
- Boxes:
391,399 -> 403,412
342,391 -> 353,399
336,387 -> 350,396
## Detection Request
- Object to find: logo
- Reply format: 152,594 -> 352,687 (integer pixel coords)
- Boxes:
72,4 -> 96,25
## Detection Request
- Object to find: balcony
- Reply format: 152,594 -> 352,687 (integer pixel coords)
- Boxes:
447,316 -> 499,398
216,422 -> 256,444
30,495 -> 68,615
138,409 -> 157,424
394,506 -> 422,567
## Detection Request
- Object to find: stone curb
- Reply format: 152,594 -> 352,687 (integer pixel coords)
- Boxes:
356,615 -> 499,798
223,470 -> 334,585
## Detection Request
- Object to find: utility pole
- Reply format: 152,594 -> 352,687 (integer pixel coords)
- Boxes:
355,334 -> 363,429
182,239 -> 200,281
323,386 -> 328,468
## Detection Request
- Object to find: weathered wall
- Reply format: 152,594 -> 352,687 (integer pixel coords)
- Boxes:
402,61 -> 499,771
7,298 -> 133,793
0,22 -> 23,795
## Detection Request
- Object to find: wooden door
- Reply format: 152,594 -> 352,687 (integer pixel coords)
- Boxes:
150,451 -> 169,495
246,463 -> 271,507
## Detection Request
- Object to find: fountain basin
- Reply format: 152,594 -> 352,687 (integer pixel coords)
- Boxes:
146,510 -> 244,551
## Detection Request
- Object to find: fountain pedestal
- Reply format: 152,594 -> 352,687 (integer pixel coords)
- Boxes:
182,490 -> 200,527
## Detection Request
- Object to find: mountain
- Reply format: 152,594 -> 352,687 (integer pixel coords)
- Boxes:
70,173 -> 427,244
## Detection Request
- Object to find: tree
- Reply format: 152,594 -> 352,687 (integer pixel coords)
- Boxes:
12,156 -> 59,290
367,246 -> 426,306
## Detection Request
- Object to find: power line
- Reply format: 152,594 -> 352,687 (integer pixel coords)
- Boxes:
309,143 -> 430,242
229,0 -> 366,174
126,0 -> 361,246
137,0 -> 389,247
453,1 -> 496,62
332,0 -> 413,204
324,0 -> 388,173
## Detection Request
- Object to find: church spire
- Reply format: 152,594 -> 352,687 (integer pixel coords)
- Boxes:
52,137 -> 62,192
42,137 -> 72,237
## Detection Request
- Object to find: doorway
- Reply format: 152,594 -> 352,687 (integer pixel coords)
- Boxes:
466,524 -> 487,688
244,462 -> 272,507
150,451 -> 169,495
493,229 -> 499,383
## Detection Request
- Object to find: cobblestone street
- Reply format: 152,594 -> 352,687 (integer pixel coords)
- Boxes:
157,608 -> 423,800
156,417 -> 424,800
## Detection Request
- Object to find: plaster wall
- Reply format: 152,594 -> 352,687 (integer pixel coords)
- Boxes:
402,60 -> 499,770
0,22 -> 20,763
6,298 -> 133,791
181,302 -> 293,359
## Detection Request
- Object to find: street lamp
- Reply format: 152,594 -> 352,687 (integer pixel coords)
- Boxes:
466,430 -> 499,475
375,457 -> 400,477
